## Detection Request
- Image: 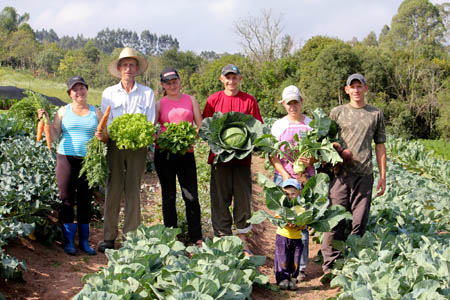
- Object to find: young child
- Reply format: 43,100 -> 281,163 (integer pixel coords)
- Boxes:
275,179 -> 305,290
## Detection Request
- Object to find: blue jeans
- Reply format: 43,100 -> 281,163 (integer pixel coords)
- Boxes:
274,174 -> 309,271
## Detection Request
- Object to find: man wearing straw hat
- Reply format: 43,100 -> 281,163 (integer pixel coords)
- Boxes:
98,47 -> 155,252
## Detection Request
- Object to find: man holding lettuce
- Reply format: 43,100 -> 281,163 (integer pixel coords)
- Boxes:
202,64 -> 263,255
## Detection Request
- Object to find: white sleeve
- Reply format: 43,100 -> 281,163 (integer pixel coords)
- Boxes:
271,118 -> 286,140
146,89 -> 156,123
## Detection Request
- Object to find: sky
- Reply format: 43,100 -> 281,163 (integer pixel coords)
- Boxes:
0,0 -> 447,54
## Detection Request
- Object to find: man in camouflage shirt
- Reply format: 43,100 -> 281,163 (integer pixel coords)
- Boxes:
321,73 -> 387,281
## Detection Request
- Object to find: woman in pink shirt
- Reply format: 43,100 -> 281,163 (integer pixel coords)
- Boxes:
154,67 -> 203,246
269,85 -> 315,282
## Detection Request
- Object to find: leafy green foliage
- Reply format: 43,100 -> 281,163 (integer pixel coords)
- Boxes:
0,135 -> 60,279
198,111 -> 265,163
418,139 -> 450,160
0,114 -> 26,144
330,154 -> 450,299
275,108 -> 342,174
157,121 -> 197,157
249,173 -> 351,231
109,113 -> 156,150
6,91 -> 53,133
79,138 -> 109,189
386,137 -> 450,188
74,224 -> 267,300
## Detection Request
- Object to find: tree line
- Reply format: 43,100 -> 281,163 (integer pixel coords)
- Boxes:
0,0 -> 449,140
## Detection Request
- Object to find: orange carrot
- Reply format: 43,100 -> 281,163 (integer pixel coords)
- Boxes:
36,119 -> 45,141
97,105 -> 111,132
43,121 -> 52,151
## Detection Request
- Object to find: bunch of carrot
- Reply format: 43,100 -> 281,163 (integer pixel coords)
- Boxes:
36,117 -> 52,151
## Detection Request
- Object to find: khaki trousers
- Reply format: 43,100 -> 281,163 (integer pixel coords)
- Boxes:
103,140 -> 147,241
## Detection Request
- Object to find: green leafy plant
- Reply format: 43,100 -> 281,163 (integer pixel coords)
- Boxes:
109,113 -> 156,150
275,108 -> 342,174
6,91 -> 54,134
198,111 -> 266,163
157,121 -> 197,157
79,138 -> 109,189
74,224 -> 267,300
0,135 -> 60,280
248,173 -> 351,231
329,156 -> 450,299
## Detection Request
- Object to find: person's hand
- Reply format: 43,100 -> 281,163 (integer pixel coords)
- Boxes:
287,223 -> 297,229
298,156 -> 317,168
376,177 -> 386,197
37,109 -> 49,122
95,130 -> 109,143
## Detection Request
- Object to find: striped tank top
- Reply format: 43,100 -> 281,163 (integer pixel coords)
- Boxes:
57,104 -> 98,157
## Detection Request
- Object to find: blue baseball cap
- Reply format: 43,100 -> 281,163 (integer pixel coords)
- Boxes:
281,178 -> 301,190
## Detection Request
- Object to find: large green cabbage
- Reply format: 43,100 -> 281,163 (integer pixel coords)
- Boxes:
220,125 -> 248,148
199,111 -> 270,163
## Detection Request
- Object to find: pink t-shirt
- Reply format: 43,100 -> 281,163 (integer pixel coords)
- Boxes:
157,94 -> 195,151
158,94 -> 194,132
271,115 -> 315,179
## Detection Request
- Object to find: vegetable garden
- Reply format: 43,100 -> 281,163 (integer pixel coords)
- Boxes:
0,93 -> 449,299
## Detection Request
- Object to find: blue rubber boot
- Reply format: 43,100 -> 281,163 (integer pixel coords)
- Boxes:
78,224 -> 96,255
62,223 -> 77,255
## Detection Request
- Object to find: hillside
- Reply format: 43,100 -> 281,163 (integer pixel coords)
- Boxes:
0,67 -> 103,106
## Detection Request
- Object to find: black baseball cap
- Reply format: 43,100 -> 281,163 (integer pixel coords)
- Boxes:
67,76 -> 88,93
160,67 -> 180,82
346,73 -> 366,86
221,64 -> 240,76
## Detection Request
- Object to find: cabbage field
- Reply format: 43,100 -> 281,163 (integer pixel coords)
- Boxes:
0,96 -> 449,299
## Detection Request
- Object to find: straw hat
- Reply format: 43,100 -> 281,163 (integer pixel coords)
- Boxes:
107,47 -> 149,78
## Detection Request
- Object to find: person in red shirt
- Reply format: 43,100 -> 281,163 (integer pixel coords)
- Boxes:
202,64 -> 263,255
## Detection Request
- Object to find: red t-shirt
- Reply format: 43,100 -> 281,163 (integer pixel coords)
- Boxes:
202,90 -> 263,165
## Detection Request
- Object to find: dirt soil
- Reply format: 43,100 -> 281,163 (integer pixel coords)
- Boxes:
0,156 -> 338,300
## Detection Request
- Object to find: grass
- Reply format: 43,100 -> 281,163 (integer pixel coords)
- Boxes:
418,139 -> 450,160
0,67 -> 103,106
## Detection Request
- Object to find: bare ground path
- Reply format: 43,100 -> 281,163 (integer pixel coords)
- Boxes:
0,156 -> 338,300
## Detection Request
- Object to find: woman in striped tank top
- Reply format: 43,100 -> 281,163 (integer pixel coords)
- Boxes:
38,76 -> 108,256
154,67 -> 203,246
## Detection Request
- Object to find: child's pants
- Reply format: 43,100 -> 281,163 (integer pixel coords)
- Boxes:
275,234 -> 304,284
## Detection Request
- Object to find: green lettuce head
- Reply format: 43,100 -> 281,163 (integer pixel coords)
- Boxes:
199,111 -> 265,163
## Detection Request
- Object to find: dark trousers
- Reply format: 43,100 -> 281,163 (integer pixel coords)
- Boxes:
321,174 -> 374,272
154,149 -> 202,242
56,154 -> 93,224
275,234 -> 303,284
210,163 -> 252,237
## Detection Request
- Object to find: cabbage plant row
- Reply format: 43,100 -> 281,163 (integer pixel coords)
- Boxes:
385,137 -> 450,188
0,134 -> 60,281
74,225 -> 268,300
329,157 -> 450,300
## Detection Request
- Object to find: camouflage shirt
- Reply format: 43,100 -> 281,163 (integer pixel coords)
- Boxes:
330,104 -> 386,176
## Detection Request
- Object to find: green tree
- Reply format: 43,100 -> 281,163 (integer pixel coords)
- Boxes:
35,42 -> 65,74
296,38 -> 360,112
362,31 -> 378,47
5,24 -> 39,68
380,0 -> 446,49
436,78 -> 450,140
0,6 -> 29,33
